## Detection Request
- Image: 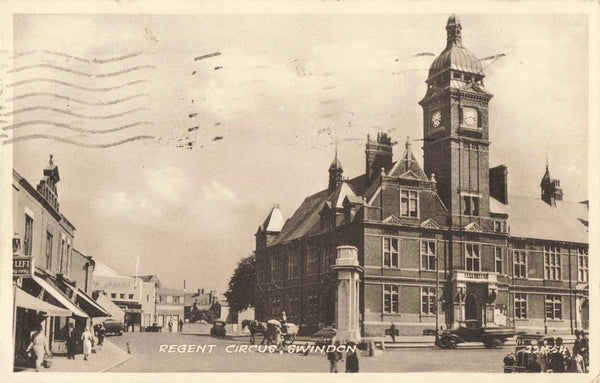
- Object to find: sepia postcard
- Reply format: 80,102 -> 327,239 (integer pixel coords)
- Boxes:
0,1 -> 598,382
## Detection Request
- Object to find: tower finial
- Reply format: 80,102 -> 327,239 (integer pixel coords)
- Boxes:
446,13 -> 463,47
405,136 -> 411,150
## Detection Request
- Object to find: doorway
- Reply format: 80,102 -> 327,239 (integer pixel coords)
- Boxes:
465,294 -> 479,324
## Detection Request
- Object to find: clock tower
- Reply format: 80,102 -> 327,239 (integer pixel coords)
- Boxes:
419,14 -> 493,226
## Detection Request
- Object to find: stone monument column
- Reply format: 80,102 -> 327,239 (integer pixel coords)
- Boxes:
332,245 -> 363,343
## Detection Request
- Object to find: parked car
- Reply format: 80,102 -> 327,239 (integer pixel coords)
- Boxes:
210,320 -> 227,338
438,320 -> 522,349
102,319 -> 124,336
503,334 -> 555,373
146,323 -> 162,332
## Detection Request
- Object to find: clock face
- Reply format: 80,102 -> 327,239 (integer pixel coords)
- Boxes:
430,110 -> 442,128
463,107 -> 478,127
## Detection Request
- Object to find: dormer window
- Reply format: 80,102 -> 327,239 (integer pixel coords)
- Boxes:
400,190 -> 418,218
453,71 -> 462,80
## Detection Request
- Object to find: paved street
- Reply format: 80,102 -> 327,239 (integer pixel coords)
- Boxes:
107,332 -> 507,373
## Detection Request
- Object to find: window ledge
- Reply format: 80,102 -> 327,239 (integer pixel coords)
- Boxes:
383,313 -> 402,316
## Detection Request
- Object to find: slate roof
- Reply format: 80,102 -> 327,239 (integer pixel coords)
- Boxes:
491,195 -> 588,244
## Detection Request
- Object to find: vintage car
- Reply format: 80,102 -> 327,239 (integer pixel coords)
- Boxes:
145,323 -> 163,332
210,320 -> 227,338
102,319 -> 124,336
438,320 -> 522,349
503,334 -> 555,373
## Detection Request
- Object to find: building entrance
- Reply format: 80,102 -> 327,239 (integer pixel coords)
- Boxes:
465,294 -> 479,324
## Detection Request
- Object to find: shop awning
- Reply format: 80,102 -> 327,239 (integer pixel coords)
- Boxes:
32,275 -> 88,318
16,287 -> 72,317
64,280 -> 111,317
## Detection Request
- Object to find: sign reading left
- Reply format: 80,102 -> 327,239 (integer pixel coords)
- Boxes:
13,257 -> 33,278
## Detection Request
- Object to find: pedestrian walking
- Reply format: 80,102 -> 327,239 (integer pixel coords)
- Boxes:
81,327 -> 93,361
550,337 -> 570,372
66,323 -> 77,359
327,340 -> 343,373
96,323 -> 105,348
527,353 -> 542,372
178,319 -> 183,332
389,323 -> 397,343
537,339 -> 550,372
25,324 -> 50,372
580,331 -> 589,371
168,319 -> 173,333
345,341 -> 360,373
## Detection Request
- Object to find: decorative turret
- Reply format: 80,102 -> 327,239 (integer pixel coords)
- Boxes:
328,147 -> 344,193
540,162 -> 563,206
37,154 -> 60,211
365,132 -> 393,183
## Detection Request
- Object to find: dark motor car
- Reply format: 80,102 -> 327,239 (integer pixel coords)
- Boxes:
438,320 -> 521,349
210,320 -> 227,338
146,323 -> 163,332
102,319 -> 124,336
503,335 -> 555,373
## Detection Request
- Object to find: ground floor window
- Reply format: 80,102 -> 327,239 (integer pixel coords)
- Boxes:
421,287 -> 436,314
383,284 -> 399,314
514,293 -> 527,319
545,295 -> 562,320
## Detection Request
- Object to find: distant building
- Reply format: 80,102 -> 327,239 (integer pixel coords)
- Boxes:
92,262 -> 155,330
184,288 -> 218,321
156,286 -> 185,331
254,15 -> 588,337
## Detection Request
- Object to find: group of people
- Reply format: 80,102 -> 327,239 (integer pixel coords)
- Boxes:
167,318 -> 184,333
520,331 -> 589,373
24,322 -> 105,372
326,340 -> 360,373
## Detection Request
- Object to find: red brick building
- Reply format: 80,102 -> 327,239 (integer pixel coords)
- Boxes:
254,14 -> 588,337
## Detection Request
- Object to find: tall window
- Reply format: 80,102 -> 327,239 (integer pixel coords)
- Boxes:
66,243 -> 71,275
465,244 -> 480,271
578,248 -> 588,282
545,295 -> 562,320
421,287 -> 436,315
463,196 -> 480,216
544,246 -> 561,280
23,215 -> 34,256
514,293 -> 527,319
495,247 -> 503,274
513,250 -> 527,279
400,190 -> 418,218
383,237 -> 399,268
272,255 -> 283,281
45,232 -> 53,270
289,253 -> 300,278
383,284 -> 400,314
420,240 -> 436,270
307,248 -> 320,275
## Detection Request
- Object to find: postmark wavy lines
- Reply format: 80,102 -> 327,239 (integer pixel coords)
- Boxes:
11,50 -> 144,64
3,134 -> 155,147
7,78 -> 150,92
3,120 -> 153,134
8,64 -> 155,78
7,92 -> 147,106
5,106 -> 148,119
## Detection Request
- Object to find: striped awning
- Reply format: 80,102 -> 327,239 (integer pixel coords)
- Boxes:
32,275 -> 88,318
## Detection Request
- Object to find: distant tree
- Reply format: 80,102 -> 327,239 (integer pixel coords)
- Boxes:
225,254 -> 256,313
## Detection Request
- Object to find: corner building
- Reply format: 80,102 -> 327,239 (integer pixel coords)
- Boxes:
254,15 -> 588,337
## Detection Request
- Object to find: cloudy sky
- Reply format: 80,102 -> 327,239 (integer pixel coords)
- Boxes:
7,11 -> 589,294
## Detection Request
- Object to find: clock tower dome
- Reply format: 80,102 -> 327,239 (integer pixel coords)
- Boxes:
419,14 -> 493,226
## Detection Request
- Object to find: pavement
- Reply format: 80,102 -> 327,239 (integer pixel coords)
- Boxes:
15,339 -> 133,373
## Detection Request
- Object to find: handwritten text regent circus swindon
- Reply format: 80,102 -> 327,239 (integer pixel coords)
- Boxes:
158,344 -> 358,354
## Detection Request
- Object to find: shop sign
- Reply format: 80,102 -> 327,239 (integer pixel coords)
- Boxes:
13,256 -> 33,278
